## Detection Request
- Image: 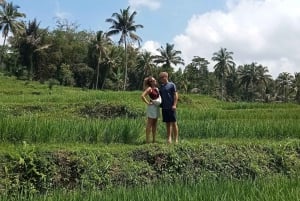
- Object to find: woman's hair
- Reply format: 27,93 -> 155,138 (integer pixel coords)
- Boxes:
143,76 -> 154,90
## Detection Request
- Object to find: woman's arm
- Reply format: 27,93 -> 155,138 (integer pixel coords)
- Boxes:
141,87 -> 151,104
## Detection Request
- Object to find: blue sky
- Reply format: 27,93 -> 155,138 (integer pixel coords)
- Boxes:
7,0 -> 300,78
12,0 -> 225,43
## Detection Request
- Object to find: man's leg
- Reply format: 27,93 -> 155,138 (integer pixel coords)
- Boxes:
171,122 -> 178,143
166,122 -> 172,143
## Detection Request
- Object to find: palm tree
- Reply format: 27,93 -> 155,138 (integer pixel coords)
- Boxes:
238,63 -> 272,101
211,47 -> 235,100
153,43 -> 184,74
191,56 -> 210,93
15,19 -> 50,80
136,51 -> 155,75
294,72 -> 300,103
106,6 -> 143,90
102,45 -> 122,89
237,63 -> 259,101
256,64 -> 272,100
94,30 -> 112,89
135,51 -> 156,88
23,19 -> 41,79
276,72 -> 294,102
0,1 -> 25,62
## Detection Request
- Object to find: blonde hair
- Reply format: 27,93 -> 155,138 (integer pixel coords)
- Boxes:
143,76 -> 155,90
159,72 -> 168,78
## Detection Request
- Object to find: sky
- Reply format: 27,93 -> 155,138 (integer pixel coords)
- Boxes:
4,0 -> 300,79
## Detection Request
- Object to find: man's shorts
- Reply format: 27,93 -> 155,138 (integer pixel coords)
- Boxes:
162,109 -> 176,122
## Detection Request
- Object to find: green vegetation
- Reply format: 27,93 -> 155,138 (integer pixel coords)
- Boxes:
1,74 -> 300,200
1,1 -> 300,199
2,177 -> 299,201
1,1 -> 300,102
1,74 -> 300,144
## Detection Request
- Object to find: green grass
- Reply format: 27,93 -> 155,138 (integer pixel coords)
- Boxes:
1,74 -> 300,199
2,177 -> 299,201
1,74 -> 300,144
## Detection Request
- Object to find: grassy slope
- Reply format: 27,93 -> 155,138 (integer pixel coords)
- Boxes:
1,73 -> 300,194
1,73 -> 300,147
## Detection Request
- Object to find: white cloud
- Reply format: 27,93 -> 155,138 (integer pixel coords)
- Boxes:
173,0 -> 300,78
141,40 -> 160,55
129,0 -> 161,11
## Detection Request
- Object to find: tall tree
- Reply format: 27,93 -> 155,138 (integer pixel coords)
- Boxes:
211,47 -> 235,100
0,1 -> 25,63
101,45 -> 122,89
135,50 -> 156,89
153,43 -> 184,74
106,6 -> 143,90
94,30 -> 111,89
191,56 -> 210,94
256,64 -> 272,101
18,19 -> 50,80
237,63 -> 259,101
276,72 -> 294,102
294,72 -> 300,103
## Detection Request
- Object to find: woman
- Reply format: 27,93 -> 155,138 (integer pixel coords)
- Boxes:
141,76 -> 161,143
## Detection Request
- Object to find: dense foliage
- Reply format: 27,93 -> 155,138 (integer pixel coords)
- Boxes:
1,1 -> 300,199
0,74 -> 300,198
0,1 -> 299,102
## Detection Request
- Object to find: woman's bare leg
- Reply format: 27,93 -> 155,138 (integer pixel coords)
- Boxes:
151,118 -> 158,143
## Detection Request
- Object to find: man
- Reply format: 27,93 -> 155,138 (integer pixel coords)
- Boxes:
159,72 -> 178,143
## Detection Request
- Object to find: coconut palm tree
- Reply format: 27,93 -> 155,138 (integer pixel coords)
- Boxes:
276,72 -> 294,102
135,50 -> 156,88
137,51 -> 155,75
211,47 -> 235,100
153,43 -> 184,74
237,63 -> 272,101
106,6 -> 143,90
237,63 -> 259,100
191,56 -> 210,93
15,19 -> 50,80
102,45 -> 122,89
294,72 -> 300,103
94,30 -> 112,89
0,1 -> 25,62
256,64 -> 272,100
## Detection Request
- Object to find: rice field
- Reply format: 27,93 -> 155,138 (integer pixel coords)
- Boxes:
1,73 -> 300,200
2,177 -> 299,201
1,74 -> 300,144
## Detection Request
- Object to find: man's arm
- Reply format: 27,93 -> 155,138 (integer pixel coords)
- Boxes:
173,91 -> 178,109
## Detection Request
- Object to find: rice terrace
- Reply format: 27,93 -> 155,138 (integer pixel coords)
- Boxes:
0,73 -> 300,201
0,0 -> 299,199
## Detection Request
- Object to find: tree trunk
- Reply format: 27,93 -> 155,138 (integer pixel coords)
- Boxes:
123,39 -> 127,91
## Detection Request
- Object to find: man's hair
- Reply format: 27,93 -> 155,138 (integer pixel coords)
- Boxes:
159,72 -> 168,78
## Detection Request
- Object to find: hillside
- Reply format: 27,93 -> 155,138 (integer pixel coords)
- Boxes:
0,73 -> 300,195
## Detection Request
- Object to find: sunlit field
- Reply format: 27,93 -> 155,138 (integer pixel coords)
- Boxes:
2,177 -> 299,201
1,74 -> 300,144
1,74 -> 300,200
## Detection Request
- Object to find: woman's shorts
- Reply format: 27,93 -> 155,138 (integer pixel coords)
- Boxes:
162,109 -> 176,122
147,105 -> 160,119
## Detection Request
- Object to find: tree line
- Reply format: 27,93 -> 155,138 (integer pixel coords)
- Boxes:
0,1 -> 299,103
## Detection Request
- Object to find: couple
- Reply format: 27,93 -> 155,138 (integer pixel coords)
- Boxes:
141,72 -> 178,144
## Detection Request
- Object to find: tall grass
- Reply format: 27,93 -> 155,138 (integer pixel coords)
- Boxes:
178,119 -> 300,139
1,74 -> 300,143
0,115 -> 144,144
2,177 -> 299,201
